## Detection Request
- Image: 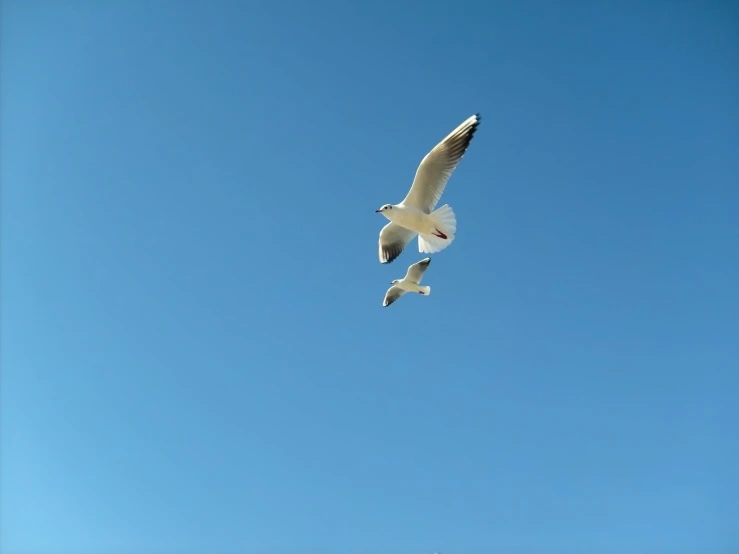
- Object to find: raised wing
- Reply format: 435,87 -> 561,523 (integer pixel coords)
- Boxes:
401,114 -> 481,213
382,286 -> 406,307
378,222 -> 417,264
404,257 -> 431,284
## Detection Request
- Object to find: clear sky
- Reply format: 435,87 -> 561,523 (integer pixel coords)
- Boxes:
2,1 -> 738,553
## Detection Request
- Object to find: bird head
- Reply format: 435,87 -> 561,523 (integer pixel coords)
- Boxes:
391,279 -> 400,285
375,204 -> 394,213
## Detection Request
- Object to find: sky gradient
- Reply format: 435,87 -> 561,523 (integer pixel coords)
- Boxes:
2,1 -> 738,553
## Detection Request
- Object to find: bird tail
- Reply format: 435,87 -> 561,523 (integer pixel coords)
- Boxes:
418,204 -> 456,254
418,286 -> 431,295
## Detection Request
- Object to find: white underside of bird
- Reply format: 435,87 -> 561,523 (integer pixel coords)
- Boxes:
382,257 -> 433,307
376,113 -> 481,264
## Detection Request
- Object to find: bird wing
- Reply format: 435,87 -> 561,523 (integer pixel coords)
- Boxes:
401,113 -> 481,213
404,257 -> 431,283
378,222 -> 417,264
382,285 -> 406,307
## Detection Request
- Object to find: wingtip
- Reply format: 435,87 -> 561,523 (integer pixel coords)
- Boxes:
380,251 -> 400,264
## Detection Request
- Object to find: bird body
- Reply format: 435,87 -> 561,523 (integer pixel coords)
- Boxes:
377,113 -> 480,264
376,203 -> 442,235
395,280 -> 431,295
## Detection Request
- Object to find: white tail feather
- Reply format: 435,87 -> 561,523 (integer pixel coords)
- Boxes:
433,204 -> 457,233
418,286 -> 431,295
418,204 -> 456,254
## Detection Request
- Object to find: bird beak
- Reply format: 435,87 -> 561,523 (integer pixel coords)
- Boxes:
375,209 -> 382,213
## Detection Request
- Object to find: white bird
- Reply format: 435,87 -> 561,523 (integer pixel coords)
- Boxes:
376,113 -> 481,264
382,257 -> 433,307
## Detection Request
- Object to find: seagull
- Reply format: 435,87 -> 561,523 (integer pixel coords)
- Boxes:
382,257 -> 433,307
376,113 -> 481,264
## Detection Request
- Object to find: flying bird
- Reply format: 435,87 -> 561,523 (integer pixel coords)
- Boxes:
382,257 -> 433,307
376,113 -> 481,264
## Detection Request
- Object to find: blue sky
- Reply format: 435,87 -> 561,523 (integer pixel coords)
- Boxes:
2,1 -> 738,553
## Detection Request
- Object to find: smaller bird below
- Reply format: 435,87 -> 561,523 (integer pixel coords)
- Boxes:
382,257 -> 433,307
